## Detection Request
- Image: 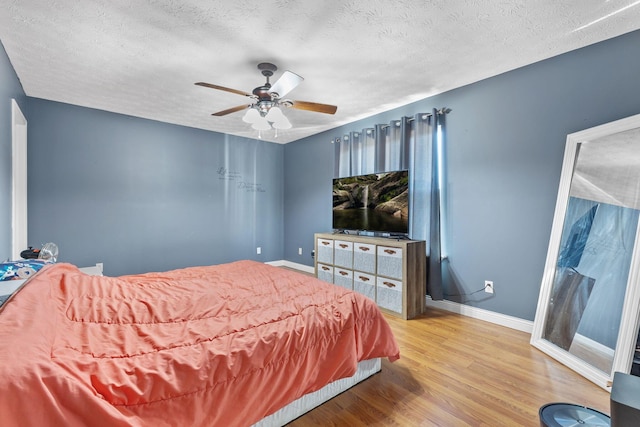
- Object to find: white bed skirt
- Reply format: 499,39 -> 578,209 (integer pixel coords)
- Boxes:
253,358 -> 382,427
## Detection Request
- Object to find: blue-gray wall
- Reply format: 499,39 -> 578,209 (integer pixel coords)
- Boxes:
3,30 -> 640,320
26,99 -> 284,276
283,30 -> 640,321
0,41 -> 27,261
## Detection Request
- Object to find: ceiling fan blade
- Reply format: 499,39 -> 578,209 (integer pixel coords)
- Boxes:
211,104 -> 251,116
195,82 -> 252,97
290,100 -> 337,115
269,71 -> 304,98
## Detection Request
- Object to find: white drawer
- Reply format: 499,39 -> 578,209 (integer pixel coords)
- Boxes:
354,271 -> 375,300
353,243 -> 376,274
317,263 -> 334,283
376,276 -> 403,314
333,267 -> 353,290
334,240 -> 353,268
377,246 -> 403,279
317,238 -> 334,264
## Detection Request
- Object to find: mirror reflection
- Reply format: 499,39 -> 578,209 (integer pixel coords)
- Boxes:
543,128 -> 640,374
544,198 -> 639,372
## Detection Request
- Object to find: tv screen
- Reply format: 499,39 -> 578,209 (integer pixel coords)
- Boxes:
332,170 -> 409,235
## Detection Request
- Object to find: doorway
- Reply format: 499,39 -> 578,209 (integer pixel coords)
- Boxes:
11,99 -> 27,260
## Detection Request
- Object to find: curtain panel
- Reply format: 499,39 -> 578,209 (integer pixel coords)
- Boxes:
332,109 -> 448,300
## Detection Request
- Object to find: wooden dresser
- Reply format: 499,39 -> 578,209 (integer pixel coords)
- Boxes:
314,233 -> 426,319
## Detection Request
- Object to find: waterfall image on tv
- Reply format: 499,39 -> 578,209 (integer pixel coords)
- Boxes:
332,170 -> 409,234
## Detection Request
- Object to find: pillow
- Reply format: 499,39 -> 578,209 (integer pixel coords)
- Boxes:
0,260 -> 50,282
0,260 -> 51,309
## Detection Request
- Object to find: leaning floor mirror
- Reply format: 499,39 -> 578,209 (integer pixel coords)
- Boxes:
531,112 -> 640,391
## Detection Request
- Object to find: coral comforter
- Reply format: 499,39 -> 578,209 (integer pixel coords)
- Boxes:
0,261 -> 399,427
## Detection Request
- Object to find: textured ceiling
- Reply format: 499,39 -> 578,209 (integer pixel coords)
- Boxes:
2,1 -> 640,144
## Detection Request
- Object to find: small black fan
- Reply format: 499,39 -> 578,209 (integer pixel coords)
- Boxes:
21,242 -> 58,263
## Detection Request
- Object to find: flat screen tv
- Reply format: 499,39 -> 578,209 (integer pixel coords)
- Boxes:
332,170 -> 409,235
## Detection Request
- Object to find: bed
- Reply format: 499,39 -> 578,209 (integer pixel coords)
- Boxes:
0,260 -> 399,427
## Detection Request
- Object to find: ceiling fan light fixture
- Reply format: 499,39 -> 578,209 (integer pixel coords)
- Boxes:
242,108 -> 261,124
265,106 -> 284,122
273,116 -> 292,130
251,117 -> 271,131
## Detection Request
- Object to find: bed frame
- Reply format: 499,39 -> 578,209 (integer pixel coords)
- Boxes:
253,358 -> 381,426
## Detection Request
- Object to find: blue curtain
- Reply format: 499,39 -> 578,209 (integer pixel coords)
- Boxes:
346,129 -> 375,176
333,109 -> 448,299
411,110 -> 444,300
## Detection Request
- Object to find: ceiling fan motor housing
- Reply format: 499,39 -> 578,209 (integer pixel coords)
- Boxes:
252,85 -> 277,115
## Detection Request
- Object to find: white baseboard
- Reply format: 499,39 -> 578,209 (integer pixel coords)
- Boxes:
425,296 -> 533,334
572,333 -> 615,359
270,260 -> 532,334
266,260 -> 315,274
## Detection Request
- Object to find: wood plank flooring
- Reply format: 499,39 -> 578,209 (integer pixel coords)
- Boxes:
287,308 -> 610,426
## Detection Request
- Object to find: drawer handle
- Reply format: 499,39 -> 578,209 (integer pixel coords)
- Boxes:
383,281 -> 396,288
339,271 -> 349,276
358,276 -> 370,282
322,266 -> 330,271
359,246 -> 370,251
383,249 -> 397,255
321,241 -> 330,246
339,244 -> 349,248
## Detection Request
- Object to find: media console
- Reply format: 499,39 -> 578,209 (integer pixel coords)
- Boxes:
314,233 -> 426,320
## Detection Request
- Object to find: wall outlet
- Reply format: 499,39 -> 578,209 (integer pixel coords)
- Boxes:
298,247 -> 303,255
256,247 -> 261,255
484,280 -> 494,294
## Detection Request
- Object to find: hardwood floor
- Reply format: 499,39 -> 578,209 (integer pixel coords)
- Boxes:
287,308 -> 610,426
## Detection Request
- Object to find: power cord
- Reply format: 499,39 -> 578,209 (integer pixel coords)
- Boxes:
444,286 -> 486,298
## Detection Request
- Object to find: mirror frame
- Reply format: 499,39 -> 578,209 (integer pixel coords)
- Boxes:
531,112 -> 640,391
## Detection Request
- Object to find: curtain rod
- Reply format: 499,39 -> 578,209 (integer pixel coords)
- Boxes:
368,107 -> 451,129
408,107 -> 452,122
332,107 -> 450,142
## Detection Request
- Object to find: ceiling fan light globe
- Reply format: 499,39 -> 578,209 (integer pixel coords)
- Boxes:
273,117 -> 292,129
265,106 -> 284,122
242,108 -> 261,123
251,117 -> 271,131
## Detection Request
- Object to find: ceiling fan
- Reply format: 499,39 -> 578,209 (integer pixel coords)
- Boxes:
195,63 -> 337,130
